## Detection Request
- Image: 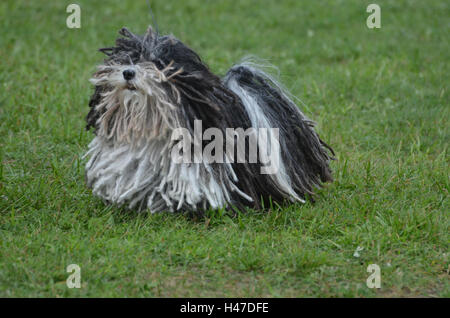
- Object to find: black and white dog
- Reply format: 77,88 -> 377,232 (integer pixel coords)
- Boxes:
85,27 -> 334,213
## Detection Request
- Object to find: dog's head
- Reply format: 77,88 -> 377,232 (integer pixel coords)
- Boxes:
86,27 -> 224,145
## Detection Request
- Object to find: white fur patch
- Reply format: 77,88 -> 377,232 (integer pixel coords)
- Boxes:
225,67 -> 305,203
85,63 -> 248,212
85,134 -> 244,212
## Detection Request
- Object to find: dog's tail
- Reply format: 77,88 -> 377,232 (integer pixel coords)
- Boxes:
223,58 -> 334,202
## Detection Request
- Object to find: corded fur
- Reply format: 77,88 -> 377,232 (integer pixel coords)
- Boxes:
84,27 -> 334,213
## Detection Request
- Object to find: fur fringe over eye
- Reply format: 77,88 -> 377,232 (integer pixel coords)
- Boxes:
84,26 -> 335,214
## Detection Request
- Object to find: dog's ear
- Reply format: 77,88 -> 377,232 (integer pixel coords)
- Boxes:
86,85 -> 107,132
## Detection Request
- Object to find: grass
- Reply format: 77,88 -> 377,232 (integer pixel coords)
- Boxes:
0,0 -> 448,297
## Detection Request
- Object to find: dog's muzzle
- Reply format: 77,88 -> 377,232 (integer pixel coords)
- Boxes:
123,69 -> 136,90
123,69 -> 135,80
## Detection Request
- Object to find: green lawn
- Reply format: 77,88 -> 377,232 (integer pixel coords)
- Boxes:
0,0 -> 448,297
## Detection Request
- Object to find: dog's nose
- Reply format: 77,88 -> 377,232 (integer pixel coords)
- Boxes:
123,69 -> 135,81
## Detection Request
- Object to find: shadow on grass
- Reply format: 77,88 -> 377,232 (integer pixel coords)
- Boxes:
88,192 -> 331,232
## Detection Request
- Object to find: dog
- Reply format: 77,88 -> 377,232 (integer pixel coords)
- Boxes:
84,26 -> 334,213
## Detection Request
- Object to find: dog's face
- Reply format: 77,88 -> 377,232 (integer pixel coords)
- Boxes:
86,27 -> 220,145
89,61 -> 182,144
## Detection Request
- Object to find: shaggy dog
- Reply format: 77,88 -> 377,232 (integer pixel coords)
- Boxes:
84,27 -> 334,213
